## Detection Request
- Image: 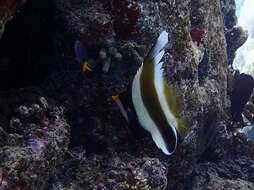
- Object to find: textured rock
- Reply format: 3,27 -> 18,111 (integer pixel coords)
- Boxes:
48,153 -> 168,190
220,0 -> 237,30
52,0 -> 236,189
193,173 -> 254,190
191,133 -> 254,190
226,27 -> 248,65
0,88 -> 70,190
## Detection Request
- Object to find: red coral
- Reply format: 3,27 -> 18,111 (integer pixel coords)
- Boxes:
190,28 -> 205,46
0,0 -> 25,24
104,0 -> 140,40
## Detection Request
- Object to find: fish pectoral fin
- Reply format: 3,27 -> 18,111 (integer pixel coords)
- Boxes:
176,118 -> 192,136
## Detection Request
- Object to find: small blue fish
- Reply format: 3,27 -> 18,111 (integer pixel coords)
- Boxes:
74,40 -> 92,71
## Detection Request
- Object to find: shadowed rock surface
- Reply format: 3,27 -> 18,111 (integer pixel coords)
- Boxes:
0,88 -> 70,190
48,153 -> 168,190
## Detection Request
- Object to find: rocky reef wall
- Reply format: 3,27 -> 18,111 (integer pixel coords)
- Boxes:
0,0 -> 253,190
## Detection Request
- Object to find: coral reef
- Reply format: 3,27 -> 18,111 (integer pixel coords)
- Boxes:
49,153 -> 167,190
190,28 -> 205,46
0,0 -> 253,189
225,26 -> 248,65
191,125 -> 254,190
0,88 -> 70,190
220,0 -> 237,30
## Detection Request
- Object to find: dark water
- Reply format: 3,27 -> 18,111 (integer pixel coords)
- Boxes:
0,0 -> 56,90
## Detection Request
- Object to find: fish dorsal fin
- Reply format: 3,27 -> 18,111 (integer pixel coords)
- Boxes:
147,31 -> 168,61
153,50 -> 165,66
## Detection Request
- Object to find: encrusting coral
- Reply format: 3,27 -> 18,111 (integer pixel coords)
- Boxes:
0,88 -> 70,190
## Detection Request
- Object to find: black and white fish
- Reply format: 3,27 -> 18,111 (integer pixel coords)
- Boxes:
116,31 -> 190,155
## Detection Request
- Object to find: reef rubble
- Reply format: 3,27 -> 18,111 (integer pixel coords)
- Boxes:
0,88 -> 70,190
0,0 -> 254,190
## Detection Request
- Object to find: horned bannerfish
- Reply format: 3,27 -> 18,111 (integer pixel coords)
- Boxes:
131,31 -> 183,155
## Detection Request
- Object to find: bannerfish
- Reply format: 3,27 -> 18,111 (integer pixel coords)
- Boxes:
114,31 -> 190,155
132,31 -> 177,155
231,72 -> 254,126
74,40 -> 92,72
